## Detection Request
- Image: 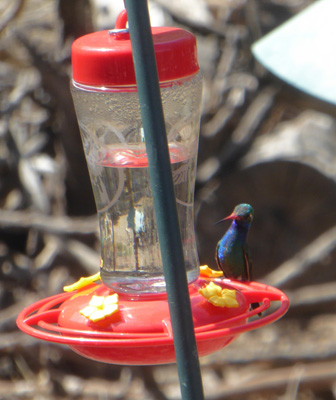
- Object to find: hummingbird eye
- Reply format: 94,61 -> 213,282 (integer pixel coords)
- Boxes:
240,213 -> 252,222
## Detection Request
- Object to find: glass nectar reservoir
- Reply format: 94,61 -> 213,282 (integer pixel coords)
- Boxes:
70,11 -> 203,294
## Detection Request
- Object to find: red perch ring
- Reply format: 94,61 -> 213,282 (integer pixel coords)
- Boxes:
17,277 -> 289,365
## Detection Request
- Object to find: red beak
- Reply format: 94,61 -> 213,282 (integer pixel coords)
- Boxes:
223,212 -> 237,221
215,212 -> 237,225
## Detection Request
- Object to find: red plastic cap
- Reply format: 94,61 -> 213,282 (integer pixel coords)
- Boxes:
71,10 -> 199,87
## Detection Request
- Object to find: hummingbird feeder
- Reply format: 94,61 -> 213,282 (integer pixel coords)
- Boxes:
17,9 -> 289,367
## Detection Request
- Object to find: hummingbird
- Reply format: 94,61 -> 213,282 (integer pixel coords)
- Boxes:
215,203 -> 260,313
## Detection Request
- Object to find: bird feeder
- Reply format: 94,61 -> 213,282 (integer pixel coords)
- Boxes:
17,10 -> 289,366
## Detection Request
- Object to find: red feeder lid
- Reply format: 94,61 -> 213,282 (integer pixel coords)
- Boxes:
71,10 -> 200,87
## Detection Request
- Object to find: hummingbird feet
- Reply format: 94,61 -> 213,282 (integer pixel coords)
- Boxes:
250,301 -> 262,317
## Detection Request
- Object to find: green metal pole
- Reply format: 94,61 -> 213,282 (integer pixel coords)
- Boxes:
124,1 -> 204,399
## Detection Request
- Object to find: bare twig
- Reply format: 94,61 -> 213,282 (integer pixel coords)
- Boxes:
206,361 -> 336,399
287,281 -> 336,308
0,210 -> 98,235
263,225 -> 336,288
0,0 -> 23,32
65,239 -> 100,273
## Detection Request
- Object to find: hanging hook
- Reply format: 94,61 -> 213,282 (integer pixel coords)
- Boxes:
108,10 -> 128,38
115,9 -> 128,29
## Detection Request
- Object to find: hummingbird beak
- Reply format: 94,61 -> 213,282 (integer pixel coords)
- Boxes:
215,212 -> 236,225
223,212 -> 237,221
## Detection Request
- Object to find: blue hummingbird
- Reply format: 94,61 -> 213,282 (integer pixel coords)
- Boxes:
215,203 -> 260,313
215,203 -> 254,280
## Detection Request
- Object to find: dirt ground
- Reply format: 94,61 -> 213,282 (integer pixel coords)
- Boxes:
1,0 -> 336,398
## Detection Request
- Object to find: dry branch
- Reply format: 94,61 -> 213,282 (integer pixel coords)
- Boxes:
263,225 -> 336,288
0,210 -> 98,235
204,361 -> 336,399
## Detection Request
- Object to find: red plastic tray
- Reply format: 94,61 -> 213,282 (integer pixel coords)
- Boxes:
17,278 -> 289,365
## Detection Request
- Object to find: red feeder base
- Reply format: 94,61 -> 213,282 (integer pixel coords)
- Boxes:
17,278 -> 289,365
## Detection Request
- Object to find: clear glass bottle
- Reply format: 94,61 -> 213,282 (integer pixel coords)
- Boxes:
71,11 -> 203,294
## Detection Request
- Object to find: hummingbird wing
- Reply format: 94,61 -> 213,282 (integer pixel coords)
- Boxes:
215,242 -> 222,272
243,243 -> 252,281
243,244 -> 261,315
215,241 -> 232,277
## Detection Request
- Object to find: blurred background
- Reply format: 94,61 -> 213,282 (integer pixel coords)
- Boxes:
1,0 -> 336,398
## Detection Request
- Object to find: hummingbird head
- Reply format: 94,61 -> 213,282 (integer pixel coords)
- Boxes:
227,203 -> 254,223
216,203 -> 254,225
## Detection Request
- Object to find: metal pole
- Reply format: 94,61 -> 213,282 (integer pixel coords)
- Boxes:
124,1 -> 204,399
